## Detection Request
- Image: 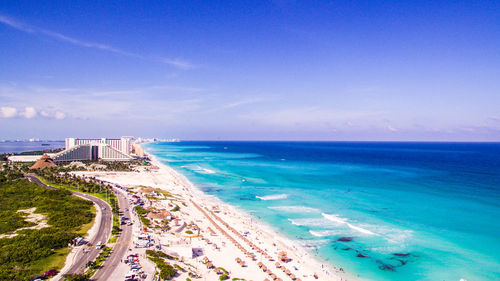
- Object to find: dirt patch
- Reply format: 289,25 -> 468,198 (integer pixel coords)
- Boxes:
0,207 -> 49,239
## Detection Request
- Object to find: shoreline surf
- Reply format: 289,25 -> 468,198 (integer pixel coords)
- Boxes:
142,143 -> 360,281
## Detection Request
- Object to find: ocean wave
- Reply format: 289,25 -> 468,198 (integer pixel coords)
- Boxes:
256,194 -> 288,200
322,213 -> 375,235
184,165 -> 217,174
296,239 -> 330,249
289,218 -> 331,227
309,230 -> 341,237
384,229 -> 413,245
347,223 -> 375,235
321,213 -> 348,224
269,206 -> 320,213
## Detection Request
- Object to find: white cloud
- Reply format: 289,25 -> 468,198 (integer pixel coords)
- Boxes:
0,105 -> 67,120
205,98 -> 266,113
39,109 -> 67,120
0,13 -> 195,70
54,111 -> 66,120
0,14 -> 33,32
241,107 -> 385,128
387,125 -> 398,132
0,107 -> 17,118
40,110 -> 51,117
21,106 -> 37,118
160,58 -> 196,70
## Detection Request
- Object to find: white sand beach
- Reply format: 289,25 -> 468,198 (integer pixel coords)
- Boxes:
72,151 -> 358,281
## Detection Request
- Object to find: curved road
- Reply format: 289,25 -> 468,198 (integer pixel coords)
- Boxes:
92,188 -> 133,281
27,176 -> 113,277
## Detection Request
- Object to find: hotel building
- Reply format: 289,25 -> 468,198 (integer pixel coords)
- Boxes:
53,136 -> 134,162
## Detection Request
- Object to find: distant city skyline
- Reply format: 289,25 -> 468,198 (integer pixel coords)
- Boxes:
1,1 -> 499,141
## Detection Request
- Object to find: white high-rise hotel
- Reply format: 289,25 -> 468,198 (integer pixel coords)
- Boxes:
54,136 -> 134,162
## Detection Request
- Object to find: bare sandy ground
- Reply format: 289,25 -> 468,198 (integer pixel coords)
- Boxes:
0,208 -> 49,239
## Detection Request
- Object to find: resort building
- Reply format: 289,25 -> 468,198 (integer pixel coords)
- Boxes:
53,137 -> 134,163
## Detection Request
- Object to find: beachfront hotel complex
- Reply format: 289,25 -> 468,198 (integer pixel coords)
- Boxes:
53,136 -> 134,162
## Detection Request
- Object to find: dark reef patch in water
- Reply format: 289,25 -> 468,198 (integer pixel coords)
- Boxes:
337,237 -> 354,242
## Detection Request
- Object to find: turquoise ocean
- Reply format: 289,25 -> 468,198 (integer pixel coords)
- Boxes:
143,141 -> 500,281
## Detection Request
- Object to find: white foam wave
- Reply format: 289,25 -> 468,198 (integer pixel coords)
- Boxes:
321,213 -> 348,224
296,239 -> 330,249
309,230 -> 341,237
199,167 -> 216,174
256,194 -> 288,201
384,229 -> 413,244
322,213 -> 376,235
289,218 -> 331,227
346,223 -> 375,235
269,206 -> 320,213
186,165 -> 216,174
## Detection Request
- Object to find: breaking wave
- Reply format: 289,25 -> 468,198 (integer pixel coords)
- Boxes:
322,213 -> 376,235
256,194 -> 288,200
269,206 -> 320,213
309,230 -> 341,237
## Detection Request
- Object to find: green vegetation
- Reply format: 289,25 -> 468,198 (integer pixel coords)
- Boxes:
0,165 -> 24,183
172,205 -> 180,212
34,169 -> 121,243
218,267 -> 228,275
146,250 -> 177,280
219,274 -> 229,280
86,246 -> 112,276
135,206 -> 151,227
35,168 -> 114,194
146,249 -> 176,260
0,175 -> 94,281
185,230 -> 193,234
174,264 -> 185,272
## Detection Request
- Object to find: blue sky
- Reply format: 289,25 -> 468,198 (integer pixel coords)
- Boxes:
0,1 -> 499,141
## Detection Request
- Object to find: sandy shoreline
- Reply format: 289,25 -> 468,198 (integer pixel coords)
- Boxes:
74,144 -> 359,281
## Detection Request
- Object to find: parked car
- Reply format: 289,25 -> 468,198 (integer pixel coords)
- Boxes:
41,269 -> 58,278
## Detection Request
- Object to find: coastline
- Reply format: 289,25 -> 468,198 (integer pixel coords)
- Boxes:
142,143 -> 359,281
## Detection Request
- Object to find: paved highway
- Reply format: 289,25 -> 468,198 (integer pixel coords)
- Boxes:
92,187 -> 134,281
27,176 -> 113,277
